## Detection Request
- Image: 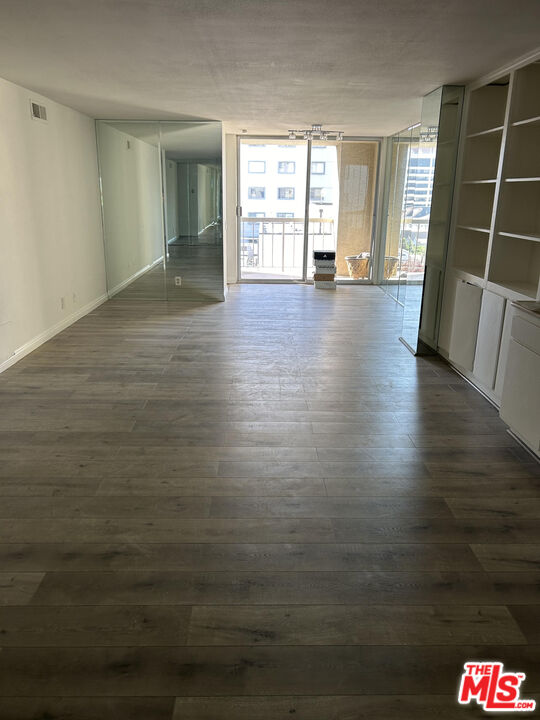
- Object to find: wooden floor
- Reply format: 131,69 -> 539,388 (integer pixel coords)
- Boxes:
0,283 -> 538,719
115,244 -> 224,302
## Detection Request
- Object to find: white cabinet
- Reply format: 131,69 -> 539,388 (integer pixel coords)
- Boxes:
494,302 -> 515,398
448,280 -> 482,370
440,54 -> 540,421
438,273 -> 459,355
500,309 -> 540,453
473,289 -> 506,389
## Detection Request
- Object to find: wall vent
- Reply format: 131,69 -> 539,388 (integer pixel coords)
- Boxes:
30,101 -> 47,121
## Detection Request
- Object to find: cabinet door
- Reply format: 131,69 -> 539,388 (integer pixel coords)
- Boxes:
494,302 -> 515,400
449,280 -> 482,371
473,290 -> 506,389
438,273 -> 459,354
500,338 -> 540,452
419,265 -> 442,348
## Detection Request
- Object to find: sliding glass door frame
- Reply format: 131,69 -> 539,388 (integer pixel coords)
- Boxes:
236,135 -> 383,284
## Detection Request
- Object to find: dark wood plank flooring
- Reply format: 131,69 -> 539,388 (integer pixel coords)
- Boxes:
0,283 -> 538,719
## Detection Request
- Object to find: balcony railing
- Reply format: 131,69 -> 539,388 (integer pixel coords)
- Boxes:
240,217 -> 336,274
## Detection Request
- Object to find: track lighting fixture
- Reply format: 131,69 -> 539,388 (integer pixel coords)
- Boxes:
287,124 -> 344,141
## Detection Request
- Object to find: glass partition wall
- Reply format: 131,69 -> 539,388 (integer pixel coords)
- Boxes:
96,121 -> 223,301
380,86 -> 463,353
381,126 -> 415,303
238,137 -> 380,282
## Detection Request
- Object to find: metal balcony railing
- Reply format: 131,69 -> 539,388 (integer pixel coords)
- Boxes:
240,217 -> 336,272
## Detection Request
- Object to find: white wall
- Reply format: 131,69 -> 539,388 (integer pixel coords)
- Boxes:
97,123 -> 163,294
198,164 -> 210,233
164,157 -> 178,242
224,133 -> 238,284
177,162 -> 194,237
197,163 -> 221,235
0,77 -> 107,371
177,161 -> 220,240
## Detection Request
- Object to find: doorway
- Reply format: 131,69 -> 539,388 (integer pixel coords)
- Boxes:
237,136 -> 381,282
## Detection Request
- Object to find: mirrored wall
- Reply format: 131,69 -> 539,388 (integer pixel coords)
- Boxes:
96,121 -> 223,301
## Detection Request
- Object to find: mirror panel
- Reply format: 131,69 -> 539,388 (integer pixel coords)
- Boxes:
97,121 -> 164,299
161,122 -> 223,301
96,120 -> 223,302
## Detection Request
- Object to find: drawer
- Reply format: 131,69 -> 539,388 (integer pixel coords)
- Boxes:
500,338 -> 540,452
511,315 -> 540,356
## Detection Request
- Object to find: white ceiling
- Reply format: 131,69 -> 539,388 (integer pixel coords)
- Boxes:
0,0 -> 539,136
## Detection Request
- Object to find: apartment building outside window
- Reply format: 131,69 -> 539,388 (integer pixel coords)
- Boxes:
278,187 -> 295,200
311,161 -> 326,174
248,186 -> 266,199
278,161 -> 295,174
311,187 -> 333,203
248,161 -> 266,173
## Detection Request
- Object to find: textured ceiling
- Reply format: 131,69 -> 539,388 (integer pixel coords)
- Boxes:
0,0 -> 539,135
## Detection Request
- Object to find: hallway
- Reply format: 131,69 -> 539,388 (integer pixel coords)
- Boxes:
0,284 -> 539,718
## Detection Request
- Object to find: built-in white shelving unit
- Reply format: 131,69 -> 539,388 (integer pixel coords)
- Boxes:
449,76 -> 509,285
439,52 -> 540,439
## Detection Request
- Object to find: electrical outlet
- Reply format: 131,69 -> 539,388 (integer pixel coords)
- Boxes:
174,276 -> 182,286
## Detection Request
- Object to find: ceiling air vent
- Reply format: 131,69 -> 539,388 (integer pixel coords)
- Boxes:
30,101 -> 47,121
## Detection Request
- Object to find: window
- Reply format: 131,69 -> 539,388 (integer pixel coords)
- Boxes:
278,161 -> 295,174
248,187 -> 265,199
248,161 -> 266,173
310,187 -> 325,202
244,213 -> 265,240
311,161 -> 325,174
277,212 -> 294,218
278,187 -> 295,200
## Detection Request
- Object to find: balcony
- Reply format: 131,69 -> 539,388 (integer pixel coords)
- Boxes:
240,217 -> 337,280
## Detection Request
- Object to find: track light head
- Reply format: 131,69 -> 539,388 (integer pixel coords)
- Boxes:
286,125 -> 343,142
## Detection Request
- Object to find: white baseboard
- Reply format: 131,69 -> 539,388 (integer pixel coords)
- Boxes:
0,292 -> 109,375
107,256 -> 163,298
445,359 -> 501,409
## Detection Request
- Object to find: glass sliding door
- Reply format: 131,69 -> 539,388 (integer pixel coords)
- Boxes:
238,137 -> 380,282
307,139 -> 380,280
239,138 -> 308,280
307,141 -> 340,278
331,140 -> 379,281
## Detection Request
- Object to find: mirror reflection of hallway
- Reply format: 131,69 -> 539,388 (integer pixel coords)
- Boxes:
162,123 -> 223,301
96,120 -> 224,303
